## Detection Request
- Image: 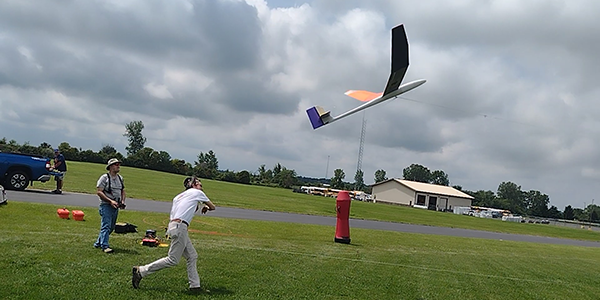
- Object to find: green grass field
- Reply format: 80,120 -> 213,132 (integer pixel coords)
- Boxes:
1,202 -> 600,300
28,161 -> 600,242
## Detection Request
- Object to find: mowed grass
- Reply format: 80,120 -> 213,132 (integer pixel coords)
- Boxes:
29,161 -> 600,242
1,201 -> 600,300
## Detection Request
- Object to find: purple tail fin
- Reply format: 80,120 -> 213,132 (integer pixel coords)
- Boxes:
306,107 -> 325,129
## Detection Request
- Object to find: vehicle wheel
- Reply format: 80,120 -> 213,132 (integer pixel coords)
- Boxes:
7,170 -> 29,191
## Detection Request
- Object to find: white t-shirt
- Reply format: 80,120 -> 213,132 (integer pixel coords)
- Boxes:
170,188 -> 211,224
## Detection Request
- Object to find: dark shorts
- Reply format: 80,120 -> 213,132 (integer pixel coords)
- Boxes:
54,171 -> 66,180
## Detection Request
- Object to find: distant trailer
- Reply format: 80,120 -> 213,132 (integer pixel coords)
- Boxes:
502,216 -> 523,222
453,206 -> 472,215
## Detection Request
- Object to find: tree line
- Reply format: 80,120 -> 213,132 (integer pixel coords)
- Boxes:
0,121 -> 306,188
2,121 -> 595,222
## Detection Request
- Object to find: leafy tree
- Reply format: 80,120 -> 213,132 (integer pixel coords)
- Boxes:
235,170 -> 251,184
18,141 -> 37,155
99,143 -> 119,161
206,150 -> 219,170
219,170 -> 236,182
492,198 -> 511,211
37,142 -> 54,157
466,189 -> 512,210
124,120 -> 146,156
153,151 -> 173,172
79,149 -> 104,163
430,170 -> 449,186
471,190 -> 497,207
275,168 -> 298,188
563,205 -> 574,220
354,169 -> 365,191
58,142 -> 80,161
343,182 -> 355,191
497,181 -> 525,215
0,138 -> 7,152
99,144 -> 117,155
124,147 -> 171,172
583,204 -> 600,223
374,169 -> 387,183
6,140 -> 21,152
125,147 -> 154,169
195,150 -> 219,179
257,164 -> 273,184
331,169 -> 345,189
403,164 -> 431,183
171,159 -> 192,175
573,208 -> 586,221
547,205 -> 562,219
524,190 -> 549,217
273,163 -> 282,178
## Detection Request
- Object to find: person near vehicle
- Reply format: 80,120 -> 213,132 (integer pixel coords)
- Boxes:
51,148 -> 67,194
0,184 -> 6,205
132,176 -> 215,292
94,158 -> 126,253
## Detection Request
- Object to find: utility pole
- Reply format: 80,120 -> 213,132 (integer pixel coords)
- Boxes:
591,199 -> 595,222
325,155 -> 330,180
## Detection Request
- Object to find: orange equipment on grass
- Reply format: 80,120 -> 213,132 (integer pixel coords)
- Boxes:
57,208 -> 70,219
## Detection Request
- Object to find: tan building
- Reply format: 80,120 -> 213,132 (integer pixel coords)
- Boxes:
371,179 -> 473,211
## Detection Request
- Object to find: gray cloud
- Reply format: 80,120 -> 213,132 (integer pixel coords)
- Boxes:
1,0 -> 600,210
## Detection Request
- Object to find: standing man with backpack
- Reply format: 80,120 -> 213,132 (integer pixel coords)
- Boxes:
94,158 -> 126,253
51,148 -> 67,194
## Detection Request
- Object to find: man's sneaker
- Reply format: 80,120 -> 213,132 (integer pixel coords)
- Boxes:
103,247 -> 114,253
189,287 -> 210,293
132,266 -> 142,289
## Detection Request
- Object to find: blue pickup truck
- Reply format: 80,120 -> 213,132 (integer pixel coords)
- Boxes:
0,152 -> 58,191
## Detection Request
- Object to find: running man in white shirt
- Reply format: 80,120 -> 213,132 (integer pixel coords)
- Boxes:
132,176 -> 215,292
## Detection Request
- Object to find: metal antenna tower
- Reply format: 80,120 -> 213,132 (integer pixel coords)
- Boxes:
356,112 -> 367,174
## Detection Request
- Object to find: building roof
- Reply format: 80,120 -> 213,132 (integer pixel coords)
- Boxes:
373,179 -> 474,199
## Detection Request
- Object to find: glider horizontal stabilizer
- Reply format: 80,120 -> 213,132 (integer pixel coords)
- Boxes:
306,106 -> 333,129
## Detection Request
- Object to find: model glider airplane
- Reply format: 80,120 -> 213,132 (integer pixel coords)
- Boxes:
306,24 -> 426,129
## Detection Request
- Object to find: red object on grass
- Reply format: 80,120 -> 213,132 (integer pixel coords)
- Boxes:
335,191 -> 351,244
57,208 -> 70,219
72,210 -> 85,221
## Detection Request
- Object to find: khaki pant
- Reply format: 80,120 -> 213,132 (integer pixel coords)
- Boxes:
138,221 -> 200,288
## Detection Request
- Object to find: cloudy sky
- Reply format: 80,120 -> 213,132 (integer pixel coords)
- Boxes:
1,0 -> 599,209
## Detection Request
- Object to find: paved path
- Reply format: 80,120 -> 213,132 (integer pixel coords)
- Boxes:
6,189 -> 600,248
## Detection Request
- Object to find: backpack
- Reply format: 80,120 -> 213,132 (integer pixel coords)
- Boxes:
104,173 -> 124,194
114,222 -> 137,234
